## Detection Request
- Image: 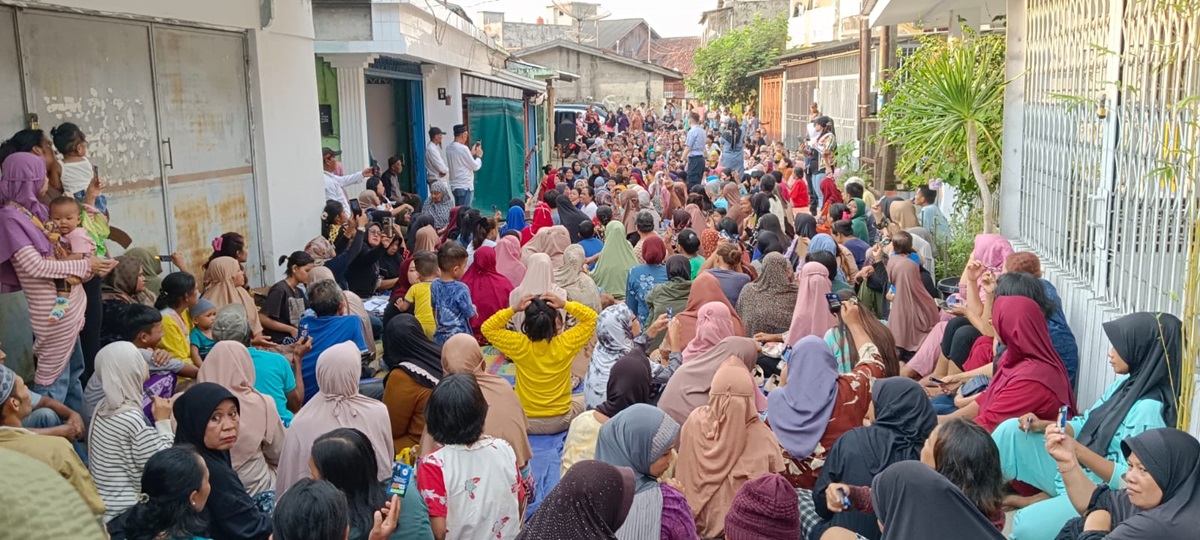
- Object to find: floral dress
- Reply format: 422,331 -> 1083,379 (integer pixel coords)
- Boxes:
624,263 -> 668,327
417,436 -> 524,539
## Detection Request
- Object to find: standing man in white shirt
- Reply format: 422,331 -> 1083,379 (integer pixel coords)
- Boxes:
425,126 -> 448,186
322,147 -> 372,217
445,124 -> 482,208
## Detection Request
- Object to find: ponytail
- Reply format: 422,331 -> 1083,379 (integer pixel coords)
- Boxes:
278,251 -> 315,276
155,272 -> 196,311
521,298 -> 558,342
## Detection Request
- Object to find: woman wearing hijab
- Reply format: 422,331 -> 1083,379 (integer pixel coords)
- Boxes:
738,252 -> 798,339
418,334 -> 532,471
102,256 -> 153,306
886,256 -> 939,356
658,336 -> 762,427
871,461 -> 1006,539
848,198 -> 870,243
520,460 -> 637,540
425,181 -> 455,231
521,225 -> 571,266
594,404 -> 697,540
938,234 -> 1016,371
201,256 -> 264,335
677,358 -> 786,538
583,304 -> 641,410
502,204 -> 527,236
378,314 -> 443,452
556,194 -> 591,244
1049,427 -> 1200,540
123,247 -> 168,296
507,253 -> 567,331
196,341 -> 286,511
593,221 -> 640,300
461,246 -> 513,343
671,273 -> 743,350
644,255 -> 693,351
818,175 -> 843,218
992,312 -> 1182,540
771,336 -> 889,493
626,236 -> 668,327
173,382 -> 273,539
404,213 -> 437,254
784,262 -> 837,346
523,201 -> 553,245
947,296 -> 1077,432
554,244 -> 602,313
495,234 -> 527,288
808,233 -> 856,286
565,327 -> 652,475
86,342 -> 175,522
678,303 -> 740,367
276,342 -> 394,496
808,378 -> 937,539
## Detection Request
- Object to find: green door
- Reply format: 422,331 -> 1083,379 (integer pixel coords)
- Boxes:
467,97 -> 526,212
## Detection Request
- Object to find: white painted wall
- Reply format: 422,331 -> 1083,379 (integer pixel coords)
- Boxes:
366,81 -> 397,165
422,64 -> 464,157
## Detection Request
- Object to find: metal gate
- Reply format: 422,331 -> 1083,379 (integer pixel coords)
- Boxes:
817,54 -> 860,152
1,8 -> 263,284
784,62 -> 818,146
1013,0 -> 1200,423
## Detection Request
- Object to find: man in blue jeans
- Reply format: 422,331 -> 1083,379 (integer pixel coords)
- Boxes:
684,111 -> 706,188
445,123 -> 482,208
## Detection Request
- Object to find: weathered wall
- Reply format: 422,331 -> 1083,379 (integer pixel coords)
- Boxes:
495,21 -> 572,50
312,3 -> 372,42
732,0 -> 790,26
518,48 -> 664,109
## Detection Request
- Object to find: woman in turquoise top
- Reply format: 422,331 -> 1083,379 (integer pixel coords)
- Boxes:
991,311 -> 1183,540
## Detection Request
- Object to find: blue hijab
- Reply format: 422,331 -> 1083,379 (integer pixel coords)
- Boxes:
809,234 -> 848,282
502,205 -> 526,235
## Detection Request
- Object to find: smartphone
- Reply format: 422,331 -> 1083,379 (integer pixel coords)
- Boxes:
92,165 -> 99,178
492,204 -> 499,214
387,460 -> 413,497
880,237 -> 892,247
935,298 -> 948,309
382,217 -> 395,236
349,199 -> 361,215
525,191 -> 534,199
837,487 -> 852,509
298,324 -> 309,341
157,254 -> 174,263
666,307 -> 673,322
825,292 -> 842,313
929,377 -> 946,385
1058,405 -> 1069,430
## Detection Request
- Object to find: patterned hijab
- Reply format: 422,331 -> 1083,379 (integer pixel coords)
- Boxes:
737,252 -> 798,337
520,461 -> 636,540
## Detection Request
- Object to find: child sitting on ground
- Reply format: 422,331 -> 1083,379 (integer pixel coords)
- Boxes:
46,196 -> 100,322
430,242 -> 475,345
188,299 -> 218,367
394,250 -> 438,339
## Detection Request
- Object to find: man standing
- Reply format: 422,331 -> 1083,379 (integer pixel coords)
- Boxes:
425,127 -> 448,186
684,112 -> 706,188
322,147 -> 372,216
446,124 -> 482,208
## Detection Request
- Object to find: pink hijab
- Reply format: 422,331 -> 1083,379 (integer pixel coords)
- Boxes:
521,225 -> 571,266
658,336 -> 766,427
196,341 -> 283,471
275,341 -> 394,496
886,256 -> 939,351
495,234 -> 526,287
680,302 -> 739,364
969,234 -> 1015,295
785,262 -> 837,346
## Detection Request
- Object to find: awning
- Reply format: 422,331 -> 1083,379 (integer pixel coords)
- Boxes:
869,0 -> 1006,28
462,71 -> 545,100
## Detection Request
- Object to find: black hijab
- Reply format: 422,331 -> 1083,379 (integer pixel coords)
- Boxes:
872,462 -> 1004,539
755,231 -> 786,257
405,213 -> 435,255
382,314 -> 443,388
757,213 -> 785,238
1104,428 -> 1200,538
1076,312 -> 1182,455
594,352 -> 652,418
665,254 -> 692,281
556,194 -> 591,244
173,383 -> 272,540
518,460 -> 636,540
795,213 -> 817,239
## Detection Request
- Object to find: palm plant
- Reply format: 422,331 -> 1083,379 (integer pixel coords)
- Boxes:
879,31 -> 1009,232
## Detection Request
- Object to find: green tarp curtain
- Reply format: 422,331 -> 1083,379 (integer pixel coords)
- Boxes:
467,97 -> 525,213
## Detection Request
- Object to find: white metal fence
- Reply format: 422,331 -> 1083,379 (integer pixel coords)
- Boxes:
1003,0 -> 1200,431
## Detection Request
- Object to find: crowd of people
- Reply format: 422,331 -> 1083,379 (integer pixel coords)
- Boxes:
0,99 -> 1196,540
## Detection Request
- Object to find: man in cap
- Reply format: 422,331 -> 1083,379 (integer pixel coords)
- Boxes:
425,126 -> 449,186
445,123 -> 482,208
322,147 -> 373,217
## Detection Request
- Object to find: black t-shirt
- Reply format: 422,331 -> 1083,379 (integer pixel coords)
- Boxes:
263,280 -> 307,343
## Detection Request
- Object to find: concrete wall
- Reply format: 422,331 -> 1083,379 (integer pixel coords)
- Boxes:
518,48 -> 665,109
421,64 -> 464,171
495,21 -> 573,50
732,0 -> 791,26
313,3 -> 372,42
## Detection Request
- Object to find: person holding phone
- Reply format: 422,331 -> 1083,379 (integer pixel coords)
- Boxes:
322,147 -> 373,218
445,124 -> 482,208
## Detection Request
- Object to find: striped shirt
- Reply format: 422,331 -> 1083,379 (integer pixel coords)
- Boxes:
11,246 -> 90,385
87,409 -> 173,522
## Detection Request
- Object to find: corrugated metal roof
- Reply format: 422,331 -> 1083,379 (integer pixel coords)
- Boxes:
648,37 -> 701,77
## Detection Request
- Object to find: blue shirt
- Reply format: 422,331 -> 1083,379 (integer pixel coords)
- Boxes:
578,237 -> 604,270
685,125 -> 706,157
1041,280 -> 1079,387
844,238 -> 871,271
919,203 -> 951,239
430,279 -> 475,345
297,314 -> 368,403
250,348 -> 297,427
625,264 -> 668,326
1066,375 -> 1166,486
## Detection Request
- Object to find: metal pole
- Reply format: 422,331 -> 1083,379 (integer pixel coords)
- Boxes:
877,24 -> 897,192
858,18 -> 871,163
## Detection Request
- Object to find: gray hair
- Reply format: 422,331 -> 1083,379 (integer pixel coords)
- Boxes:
308,280 -> 345,317
212,304 -> 252,346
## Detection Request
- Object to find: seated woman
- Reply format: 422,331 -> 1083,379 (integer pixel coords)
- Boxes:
310,428 -> 433,540
938,234 -> 1014,376
276,342 -> 394,496
594,403 -> 698,540
87,342 -> 175,522
769,335 -> 894,496
592,221 -> 639,300
196,340 -> 287,513
644,255 -> 694,352
886,255 -> 939,359
676,358 -> 785,538
785,262 -> 837,346
992,311 -> 1182,540
172,383 -> 272,539
870,461 -> 1005,539
626,236 -> 669,327
105,446 -> 210,540
670,272 -> 744,351
522,460 -> 637,539
564,342 -> 653,475
417,374 -> 524,539
816,289 -> 903,375
583,304 -> 639,409
1047,427 -> 1200,540
1000,252 -> 1080,386
381,315 -> 442,452
482,293 -> 598,434
260,251 -> 313,345
738,252 -> 798,341
703,242 -> 752,306
658,331 -> 761,427
941,295 -> 1076,432
807,378 -> 936,539
201,256 -> 264,336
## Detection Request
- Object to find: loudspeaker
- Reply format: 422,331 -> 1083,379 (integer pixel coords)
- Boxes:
555,120 -> 576,148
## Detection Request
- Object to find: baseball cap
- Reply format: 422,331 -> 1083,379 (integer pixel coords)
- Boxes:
428,126 -> 445,138
322,147 -> 342,159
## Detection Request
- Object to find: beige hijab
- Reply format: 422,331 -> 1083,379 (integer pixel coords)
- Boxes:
200,256 -> 263,334
676,357 -> 786,538
553,244 -> 602,313
521,225 -> 571,266
197,341 -> 283,471
418,334 -> 533,465
414,225 -> 439,253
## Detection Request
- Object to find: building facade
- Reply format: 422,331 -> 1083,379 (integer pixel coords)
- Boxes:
515,40 -> 681,110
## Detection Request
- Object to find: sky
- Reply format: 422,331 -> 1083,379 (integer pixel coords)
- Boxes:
462,0 -> 708,38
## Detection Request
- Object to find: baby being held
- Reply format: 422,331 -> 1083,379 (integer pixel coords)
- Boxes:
46,196 -> 97,322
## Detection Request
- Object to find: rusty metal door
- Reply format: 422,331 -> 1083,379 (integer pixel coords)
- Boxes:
151,27 -> 263,285
0,7 -> 23,136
